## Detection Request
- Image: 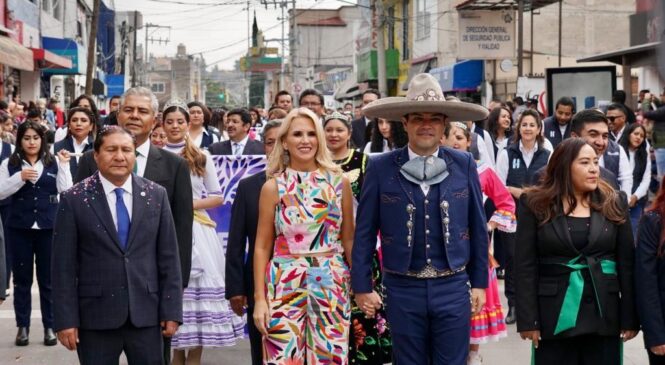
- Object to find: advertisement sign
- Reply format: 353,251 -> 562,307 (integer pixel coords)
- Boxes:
42,37 -> 86,75
546,66 -> 616,115
458,10 -> 516,60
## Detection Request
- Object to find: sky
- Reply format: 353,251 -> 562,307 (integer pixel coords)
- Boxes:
113,0 -> 357,70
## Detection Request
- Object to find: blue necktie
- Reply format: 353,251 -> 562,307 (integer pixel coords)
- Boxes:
114,188 -> 131,250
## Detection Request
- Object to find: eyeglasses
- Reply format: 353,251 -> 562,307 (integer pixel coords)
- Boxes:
606,116 -> 624,122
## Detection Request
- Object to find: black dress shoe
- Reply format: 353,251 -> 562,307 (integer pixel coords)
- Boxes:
44,328 -> 57,346
505,306 -> 516,325
15,327 -> 29,346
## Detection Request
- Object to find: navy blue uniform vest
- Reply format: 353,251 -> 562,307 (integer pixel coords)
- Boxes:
409,183 -> 450,272
543,117 -> 571,149
505,143 -> 551,188
603,141 -> 621,188
0,143 -> 13,207
6,161 -> 59,229
199,129 -> 216,149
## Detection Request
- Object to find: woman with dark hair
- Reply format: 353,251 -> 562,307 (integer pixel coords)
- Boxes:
0,120 -> 73,347
210,108 -> 228,142
363,118 -> 408,154
443,122 -> 515,364
487,106 -> 514,162
495,109 -> 552,324
69,95 -> 100,130
516,137 -> 638,364
150,120 -> 167,148
636,181 -> 665,364
249,107 -> 263,128
324,111 -> 392,364
618,123 -> 651,236
161,103 -> 243,364
187,102 -> 220,149
52,107 -> 96,178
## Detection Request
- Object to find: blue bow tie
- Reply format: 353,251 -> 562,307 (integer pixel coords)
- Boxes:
400,155 -> 448,186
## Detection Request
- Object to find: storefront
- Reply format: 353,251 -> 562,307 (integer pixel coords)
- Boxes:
0,35 -> 34,101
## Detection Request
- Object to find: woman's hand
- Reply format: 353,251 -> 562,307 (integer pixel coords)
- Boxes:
253,299 -> 271,336
629,195 -> 638,208
520,330 -> 541,349
57,150 -> 71,164
487,221 -> 499,232
650,344 -> 665,356
20,168 -> 38,182
621,329 -> 638,342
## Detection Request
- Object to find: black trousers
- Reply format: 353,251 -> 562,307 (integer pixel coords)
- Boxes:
649,351 -> 665,365
498,231 -> 516,307
0,205 -> 11,289
533,334 -> 622,365
78,321 -> 163,365
9,227 -> 53,328
247,301 -> 263,365
162,336 -> 171,365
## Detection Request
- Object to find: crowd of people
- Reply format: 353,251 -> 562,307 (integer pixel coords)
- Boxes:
0,75 -> 664,365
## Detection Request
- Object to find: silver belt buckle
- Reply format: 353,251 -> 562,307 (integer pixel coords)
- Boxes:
406,264 -> 466,279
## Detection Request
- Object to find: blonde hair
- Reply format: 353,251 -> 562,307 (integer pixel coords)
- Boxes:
267,107 -> 341,177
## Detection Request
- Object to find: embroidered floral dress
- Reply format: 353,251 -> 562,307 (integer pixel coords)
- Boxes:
263,168 -> 351,365
334,150 -> 393,364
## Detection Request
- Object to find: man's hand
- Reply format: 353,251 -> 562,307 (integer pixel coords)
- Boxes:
471,288 -> 485,316
651,344 -> 665,356
621,329 -> 638,342
520,330 -> 541,349
229,295 -> 247,316
57,328 -> 79,351
161,321 -> 179,337
629,195 -> 638,208
355,292 -> 382,318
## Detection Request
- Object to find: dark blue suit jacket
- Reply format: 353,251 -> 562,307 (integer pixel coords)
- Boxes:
636,210 -> 665,348
351,147 -> 489,293
52,173 -> 183,332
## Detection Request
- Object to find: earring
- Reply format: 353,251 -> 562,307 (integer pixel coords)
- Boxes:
282,149 -> 290,165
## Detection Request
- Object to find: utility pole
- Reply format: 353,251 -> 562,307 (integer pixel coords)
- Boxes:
373,0 -> 387,97
132,11 -> 139,87
517,0 -> 524,77
261,0 -> 290,91
85,0 -> 100,95
143,23 -> 171,85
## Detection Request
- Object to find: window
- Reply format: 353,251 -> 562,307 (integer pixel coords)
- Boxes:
42,0 -> 49,12
402,0 -> 409,61
151,83 -> 165,94
53,0 -> 62,20
415,0 -> 431,40
387,7 -> 395,49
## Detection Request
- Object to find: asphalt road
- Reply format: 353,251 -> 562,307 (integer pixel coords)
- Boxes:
0,281 -> 649,364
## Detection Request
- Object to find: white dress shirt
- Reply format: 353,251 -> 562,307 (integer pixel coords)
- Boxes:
98,172 -> 133,229
134,139 -> 151,177
192,128 -> 220,148
51,136 -> 89,162
599,147 -> 633,197
0,157 -> 73,228
628,149 -> 652,200
363,139 -> 391,154
230,134 -> 250,156
407,146 -> 438,195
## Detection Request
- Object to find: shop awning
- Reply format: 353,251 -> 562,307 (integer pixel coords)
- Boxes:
32,48 -> 73,70
429,60 -> 484,93
0,36 -> 34,71
401,58 -> 436,91
455,0 -> 560,12
577,42 -> 659,68
334,77 -> 360,100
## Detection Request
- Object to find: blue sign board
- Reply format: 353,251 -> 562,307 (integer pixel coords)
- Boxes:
41,37 -> 86,75
105,74 -> 125,97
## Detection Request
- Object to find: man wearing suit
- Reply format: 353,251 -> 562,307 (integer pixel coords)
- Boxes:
209,108 -> 264,156
352,74 -> 490,365
74,87 -> 192,364
52,127 -> 183,364
351,89 -> 380,150
225,119 -> 280,365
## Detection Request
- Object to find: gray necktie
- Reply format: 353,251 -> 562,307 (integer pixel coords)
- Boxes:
233,143 -> 242,156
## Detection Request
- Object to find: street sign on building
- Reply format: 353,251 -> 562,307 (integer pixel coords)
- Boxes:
458,10 -> 516,60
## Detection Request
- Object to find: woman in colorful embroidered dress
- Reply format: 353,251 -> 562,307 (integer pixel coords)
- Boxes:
253,108 -> 355,365
324,112 -> 392,364
443,122 -> 515,365
160,103 -> 244,365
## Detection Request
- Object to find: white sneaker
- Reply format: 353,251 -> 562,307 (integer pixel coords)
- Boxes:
467,351 -> 482,365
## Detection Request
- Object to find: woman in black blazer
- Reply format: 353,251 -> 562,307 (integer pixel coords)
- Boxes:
52,107 -> 95,178
635,182 -> 665,364
516,138 -> 638,365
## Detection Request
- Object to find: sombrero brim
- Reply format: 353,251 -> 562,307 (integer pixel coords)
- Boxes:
362,97 -> 490,122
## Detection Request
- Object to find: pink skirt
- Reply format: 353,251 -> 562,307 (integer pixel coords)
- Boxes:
469,267 -> 508,344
